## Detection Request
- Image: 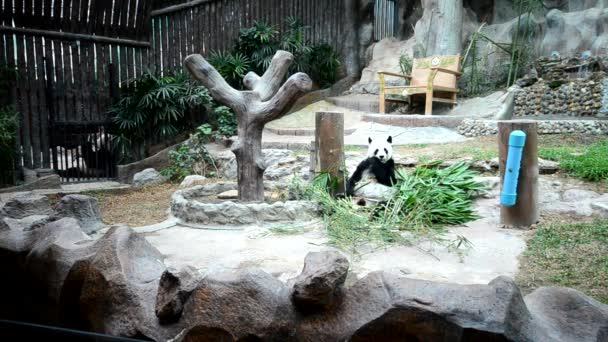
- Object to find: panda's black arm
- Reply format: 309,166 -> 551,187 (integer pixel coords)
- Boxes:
346,158 -> 372,196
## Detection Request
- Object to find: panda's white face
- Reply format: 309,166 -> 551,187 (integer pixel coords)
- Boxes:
367,136 -> 393,163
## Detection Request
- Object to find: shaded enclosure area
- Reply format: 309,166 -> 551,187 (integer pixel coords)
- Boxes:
0,0 -> 346,185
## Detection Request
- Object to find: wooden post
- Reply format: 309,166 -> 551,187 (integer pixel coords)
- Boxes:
498,120 -> 539,228
315,111 -> 345,196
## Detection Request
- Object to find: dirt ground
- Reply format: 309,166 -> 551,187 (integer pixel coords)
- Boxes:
85,182 -> 180,227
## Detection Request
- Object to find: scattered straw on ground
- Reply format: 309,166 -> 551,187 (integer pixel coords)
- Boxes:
85,182 -> 182,227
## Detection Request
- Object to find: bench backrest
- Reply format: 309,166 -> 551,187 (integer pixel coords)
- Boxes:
410,55 -> 460,88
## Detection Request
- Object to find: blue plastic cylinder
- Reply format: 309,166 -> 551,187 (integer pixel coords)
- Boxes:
501,130 -> 527,207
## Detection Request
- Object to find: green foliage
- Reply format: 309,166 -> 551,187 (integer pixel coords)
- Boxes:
213,105 -> 237,137
233,21 -> 279,72
290,162 -> 483,254
207,51 -> 251,88
540,140 -> 608,182
110,72 -> 212,162
161,124 -> 218,181
398,54 -> 413,85
383,162 -> 483,228
0,106 -> 17,151
212,18 -> 340,89
304,43 -> 341,88
520,220 -> 608,303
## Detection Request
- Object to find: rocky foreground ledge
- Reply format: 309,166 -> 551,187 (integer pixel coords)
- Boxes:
1,193 -> 607,341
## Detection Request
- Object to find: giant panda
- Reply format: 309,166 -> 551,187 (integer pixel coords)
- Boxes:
346,135 -> 397,196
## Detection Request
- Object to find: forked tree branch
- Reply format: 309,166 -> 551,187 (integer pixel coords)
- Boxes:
256,72 -> 313,124
184,54 -> 244,112
243,50 -> 295,101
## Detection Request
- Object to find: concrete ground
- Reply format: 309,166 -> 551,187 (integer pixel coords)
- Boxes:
141,188 -> 526,285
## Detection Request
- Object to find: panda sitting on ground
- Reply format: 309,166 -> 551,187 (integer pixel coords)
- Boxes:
346,135 -> 397,196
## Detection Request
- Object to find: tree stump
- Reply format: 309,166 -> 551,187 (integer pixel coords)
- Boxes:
184,51 -> 312,202
498,120 -> 539,228
314,112 -> 345,196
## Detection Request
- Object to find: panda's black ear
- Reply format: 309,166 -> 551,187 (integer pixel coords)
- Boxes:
368,137 -> 372,144
387,136 -> 392,144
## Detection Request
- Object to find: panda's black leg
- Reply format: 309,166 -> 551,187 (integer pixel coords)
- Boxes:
346,159 -> 371,196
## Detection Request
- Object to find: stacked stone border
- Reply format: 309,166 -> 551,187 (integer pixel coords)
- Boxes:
458,119 -> 608,137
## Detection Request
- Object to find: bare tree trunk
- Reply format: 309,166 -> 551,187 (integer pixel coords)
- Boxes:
414,0 -> 463,56
185,51 -> 312,202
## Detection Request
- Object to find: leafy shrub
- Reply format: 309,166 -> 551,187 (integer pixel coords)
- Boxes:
398,54 -> 413,85
207,51 -> 251,88
233,21 -> 279,73
110,72 -> 212,162
213,105 -> 237,137
161,124 -> 218,181
0,106 -> 18,185
212,19 -> 340,89
305,43 -> 341,88
539,140 -> 608,182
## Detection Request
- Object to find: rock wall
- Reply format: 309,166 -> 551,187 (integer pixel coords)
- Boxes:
514,77 -> 606,117
1,197 -> 608,341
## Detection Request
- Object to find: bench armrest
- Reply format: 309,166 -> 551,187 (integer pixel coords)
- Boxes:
378,71 -> 412,79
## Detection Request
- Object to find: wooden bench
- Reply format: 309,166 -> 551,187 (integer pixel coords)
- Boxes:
378,54 -> 461,115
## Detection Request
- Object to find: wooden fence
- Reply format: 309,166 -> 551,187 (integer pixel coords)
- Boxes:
150,0 -> 346,73
1,0 -> 347,183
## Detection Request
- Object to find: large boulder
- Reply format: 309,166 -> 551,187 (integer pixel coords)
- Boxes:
525,286 -> 608,342
0,193 -> 52,219
24,218 -> 93,303
297,273 -> 542,341
176,269 -> 296,341
59,225 -> 167,341
291,250 -> 350,312
52,195 -> 104,234
132,168 -> 168,187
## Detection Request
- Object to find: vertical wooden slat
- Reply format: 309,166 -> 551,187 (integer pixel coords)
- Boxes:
25,35 -> 42,169
162,16 -> 170,74
44,39 -> 57,172
16,36 -> 32,168
119,44 -> 128,84
62,41 -> 74,122
71,42 -> 84,123
35,36 -> 50,167
178,11 -> 185,69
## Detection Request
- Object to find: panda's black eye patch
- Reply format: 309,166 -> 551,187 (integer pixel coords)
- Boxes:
384,148 -> 388,154
374,149 -> 379,155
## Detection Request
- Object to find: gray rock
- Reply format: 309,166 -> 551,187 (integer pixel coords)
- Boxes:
2,215 -> 52,231
562,189 -> 600,202
0,218 -> 9,231
524,286 -> 608,342
292,250 -> 349,312
24,218 -> 92,302
178,175 -> 207,189
155,266 -> 201,325
132,168 -> 167,187
298,274 -> 542,341
217,190 -> 239,200
591,195 -> 608,218
59,225 -> 167,340
354,182 -> 397,201
0,193 -> 52,219
177,269 -> 296,341
53,195 -> 104,234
